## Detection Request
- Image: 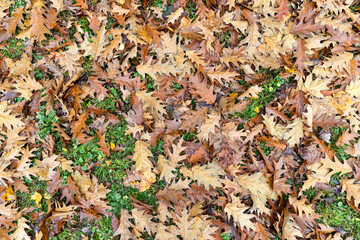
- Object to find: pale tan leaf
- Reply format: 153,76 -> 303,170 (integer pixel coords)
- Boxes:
341,179 -> 360,208
284,117 -> 303,147
181,161 -> 224,191
132,208 -> 156,234
224,199 -> 256,231
0,102 -> 24,130
236,172 -> 277,215
114,210 -> 136,239
158,155 -> 176,183
167,8 -> 183,24
197,112 -> 221,141
136,90 -> 167,116
12,217 -> 31,240
346,78 -> 360,98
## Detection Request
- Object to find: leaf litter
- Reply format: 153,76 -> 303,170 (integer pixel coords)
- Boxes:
1,0 -> 360,239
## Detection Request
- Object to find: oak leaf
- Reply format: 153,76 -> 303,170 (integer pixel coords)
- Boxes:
14,75 -> 43,100
136,59 -> 180,83
294,38 -> 309,70
290,18 -> 323,37
262,113 -> 285,139
136,90 -> 166,116
346,78 -> 360,98
71,112 -> 88,137
174,207 -> 199,240
289,196 -> 315,218
158,155 -> 176,183
0,101 -> 24,129
181,161 -> 224,191
284,117 -> 303,147
113,210 -> 136,239
96,131 -> 110,156
12,217 -> 31,240
132,208 -> 156,234
30,0 -> 51,43
341,179 -> 360,208
236,171 -> 277,215
255,222 -> 273,240
282,210 -> 302,239
197,112 -> 221,141
5,7 -> 24,38
224,199 -> 256,231
80,26 -> 108,60
132,140 -> 156,191
241,24 -> 261,60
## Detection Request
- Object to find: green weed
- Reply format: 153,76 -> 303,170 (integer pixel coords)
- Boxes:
260,142 -> 273,156
303,187 -> 317,202
79,18 -> 94,36
9,0 -> 26,14
37,109 -> 59,140
0,38 -> 25,59
329,127 -> 353,164
16,177 -> 49,212
316,191 -> 360,239
233,70 -> 285,121
62,139 -> 106,170
186,0 -> 197,20
221,233 -> 232,240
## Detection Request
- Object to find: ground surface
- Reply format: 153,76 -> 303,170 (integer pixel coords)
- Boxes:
1,0 -> 360,239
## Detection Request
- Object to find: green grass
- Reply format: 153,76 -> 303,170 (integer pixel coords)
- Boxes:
316,191 -> 360,239
79,18 -> 94,37
36,109 -> 65,153
215,31 -> 233,48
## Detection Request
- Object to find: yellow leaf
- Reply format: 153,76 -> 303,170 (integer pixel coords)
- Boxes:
1,187 -> 15,202
44,193 -> 51,200
110,142 -> 115,149
31,192 -> 42,205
